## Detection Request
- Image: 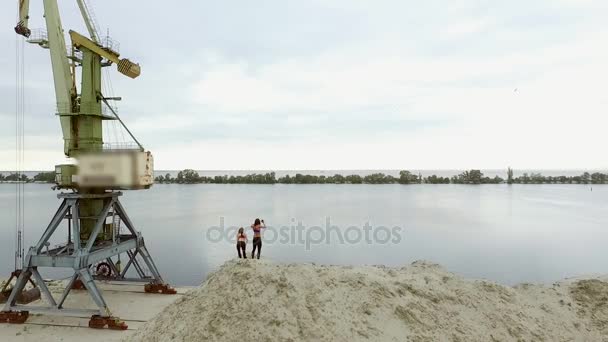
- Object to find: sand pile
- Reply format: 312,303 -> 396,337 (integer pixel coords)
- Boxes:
129,260 -> 608,342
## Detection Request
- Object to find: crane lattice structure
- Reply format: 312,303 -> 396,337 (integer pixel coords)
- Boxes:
1,0 -> 175,330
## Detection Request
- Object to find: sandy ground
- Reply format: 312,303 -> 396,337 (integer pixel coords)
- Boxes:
0,280 -> 189,342
129,260 -> 608,342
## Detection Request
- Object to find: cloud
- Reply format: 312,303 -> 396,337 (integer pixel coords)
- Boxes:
1,0 -> 607,170
442,17 -> 492,38
189,26 -> 608,121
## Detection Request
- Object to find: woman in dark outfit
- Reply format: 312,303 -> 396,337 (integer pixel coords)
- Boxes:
251,218 -> 266,259
236,227 -> 247,258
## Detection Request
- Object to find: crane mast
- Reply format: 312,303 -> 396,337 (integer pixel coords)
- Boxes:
2,0 -> 174,328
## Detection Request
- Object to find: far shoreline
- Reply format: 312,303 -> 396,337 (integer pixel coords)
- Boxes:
1,168 -> 607,185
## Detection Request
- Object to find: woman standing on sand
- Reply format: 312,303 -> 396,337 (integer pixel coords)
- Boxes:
251,218 -> 266,259
236,227 -> 247,259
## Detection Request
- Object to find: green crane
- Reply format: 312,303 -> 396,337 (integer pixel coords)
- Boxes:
16,0 -> 154,238
1,0 -> 174,329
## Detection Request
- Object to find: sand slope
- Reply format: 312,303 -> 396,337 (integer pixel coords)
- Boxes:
128,260 -> 608,342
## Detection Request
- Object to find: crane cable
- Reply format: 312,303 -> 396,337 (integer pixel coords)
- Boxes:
15,32 -> 26,271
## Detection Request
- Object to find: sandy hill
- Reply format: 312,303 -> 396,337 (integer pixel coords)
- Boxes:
128,259 -> 608,342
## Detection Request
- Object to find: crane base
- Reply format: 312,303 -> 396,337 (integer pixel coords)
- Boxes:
144,283 -> 177,294
1,192 -> 171,322
88,315 -> 128,330
0,311 -> 29,324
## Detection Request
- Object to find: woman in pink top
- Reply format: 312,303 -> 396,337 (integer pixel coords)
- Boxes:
251,218 -> 266,259
236,227 -> 247,259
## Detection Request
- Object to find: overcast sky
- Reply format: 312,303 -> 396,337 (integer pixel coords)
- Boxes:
0,0 -> 607,170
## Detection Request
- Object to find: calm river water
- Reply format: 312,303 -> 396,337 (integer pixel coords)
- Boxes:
1,183 -> 606,286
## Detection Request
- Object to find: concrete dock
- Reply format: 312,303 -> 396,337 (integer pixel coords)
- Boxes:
0,279 -> 191,341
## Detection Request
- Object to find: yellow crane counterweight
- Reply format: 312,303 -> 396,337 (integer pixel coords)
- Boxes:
69,30 -> 141,79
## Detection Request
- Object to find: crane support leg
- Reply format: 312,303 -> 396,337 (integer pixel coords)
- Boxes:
0,192 -> 174,328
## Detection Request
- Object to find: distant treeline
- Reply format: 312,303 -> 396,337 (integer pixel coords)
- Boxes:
153,169 -> 608,185
1,169 -> 605,185
154,169 -> 498,185
0,172 -> 54,183
508,171 -> 604,184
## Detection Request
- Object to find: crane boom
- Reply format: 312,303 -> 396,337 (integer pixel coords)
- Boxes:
75,0 -> 100,43
43,0 -> 77,156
